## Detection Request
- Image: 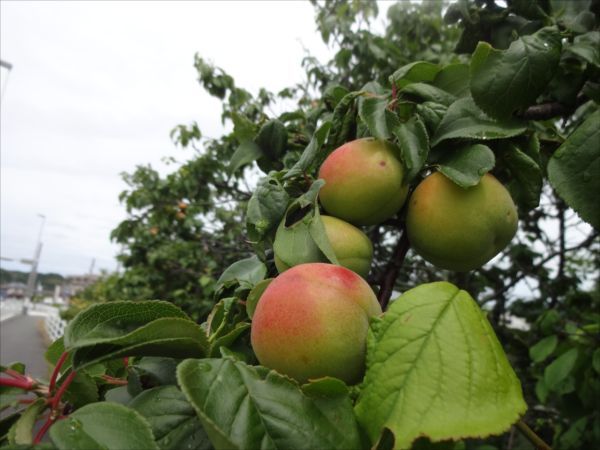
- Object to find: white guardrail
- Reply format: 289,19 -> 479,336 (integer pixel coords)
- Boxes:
0,299 -> 68,341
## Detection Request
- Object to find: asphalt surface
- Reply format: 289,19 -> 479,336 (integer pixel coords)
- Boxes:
0,314 -> 50,380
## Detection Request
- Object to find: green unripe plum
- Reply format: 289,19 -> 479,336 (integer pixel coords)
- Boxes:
406,172 -> 518,272
274,215 -> 373,278
251,263 -> 381,384
318,138 -> 408,226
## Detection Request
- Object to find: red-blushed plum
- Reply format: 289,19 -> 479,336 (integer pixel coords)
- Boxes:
318,138 -> 408,226
274,215 -> 374,278
250,263 -> 381,384
406,172 -> 518,272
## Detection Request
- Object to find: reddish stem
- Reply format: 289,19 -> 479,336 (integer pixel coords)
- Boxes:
123,357 -> 129,368
33,414 -> 56,444
51,371 -> 77,410
0,376 -> 35,390
49,351 -> 69,393
4,368 -> 29,381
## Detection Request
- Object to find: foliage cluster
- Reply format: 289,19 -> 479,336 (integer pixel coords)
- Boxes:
1,1 -> 599,449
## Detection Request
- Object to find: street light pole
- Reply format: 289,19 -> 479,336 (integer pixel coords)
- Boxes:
23,214 -> 46,314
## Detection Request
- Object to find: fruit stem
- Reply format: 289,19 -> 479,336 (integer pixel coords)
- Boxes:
0,376 -> 35,390
515,420 -> 552,450
378,228 -> 410,310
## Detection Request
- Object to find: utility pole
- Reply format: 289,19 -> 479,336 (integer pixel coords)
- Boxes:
23,214 -> 46,314
0,59 -> 13,101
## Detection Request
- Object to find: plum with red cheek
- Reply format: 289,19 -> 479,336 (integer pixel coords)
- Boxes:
250,263 -> 381,384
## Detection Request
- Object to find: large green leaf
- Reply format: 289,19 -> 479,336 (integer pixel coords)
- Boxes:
566,31 -> 600,68
246,174 -> 290,243
228,141 -> 263,175
284,121 -> 332,179
177,358 -> 363,450
64,301 -> 208,370
215,255 -> 267,293
49,402 -> 158,450
355,282 -> 526,449
547,110 -> 600,230
544,348 -> 579,391
437,144 -> 495,188
529,335 -> 558,363
431,97 -> 527,146
358,95 -> 399,140
128,386 -> 211,450
401,83 -> 457,107
389,61 -> 440,88
392,116 -> 430,182
8,399 -> 46,445
498,140 -> 543,212
470,27 -> 562,119
255,120 -> 287,161
432,63 -> 471,97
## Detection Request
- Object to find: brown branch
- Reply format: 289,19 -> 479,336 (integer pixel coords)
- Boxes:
516,420 -> 552,450
481,231 -> 599,305
520,95 -> 588,120
377,228 -> 410,311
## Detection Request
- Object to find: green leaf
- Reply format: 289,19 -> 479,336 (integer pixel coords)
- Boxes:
133,357 -> 179,386
470,27 -> 562,119
0,413 -> 20,443
529,335 -> 558,363
498,140 -> 543,212
393,115 -> 430,182
228,141 -> 263,175
390,61 -> 440,88
8,399 -> 46,445
104,386 -> 133,405
437,144 -> 495,188
284,121 -> 332,179
64,301 -> 208,370
255,120 -> 287,161
432,64 -> 471,98
358,95 -> 399,140
547,110 -> 600,230
246,278 -> 273,320
177,358 -> 363,450
593,348 -> 600,374
355,282 -> 526,449
129,386 -> 211,450
566,31 -> 600,68
431,97 -> 527,146
327,91 -> 361,151
215,256 -> 267,293
49,402 -> 158,450
416,102 -> 447,135
246,174 -> 290,243
401,83 -> 457,107
63,372 -> 98,408
544,348 -> 579,390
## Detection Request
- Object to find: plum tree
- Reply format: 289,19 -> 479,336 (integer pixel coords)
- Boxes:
406,172 -> 518,272
318,138 -> 408,226
274,215 -> 374,278
250,263 -> 382,384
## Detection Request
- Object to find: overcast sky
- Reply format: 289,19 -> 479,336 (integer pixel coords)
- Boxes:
0,1 -> 376,275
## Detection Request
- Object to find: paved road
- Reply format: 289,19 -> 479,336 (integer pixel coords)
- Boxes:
0,315 -> 49,380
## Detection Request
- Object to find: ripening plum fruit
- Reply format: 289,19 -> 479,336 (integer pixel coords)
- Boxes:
406,172 -> 518,271
250,263 -> 381,384
318,138 -> 408,226
274,215 -> 373,278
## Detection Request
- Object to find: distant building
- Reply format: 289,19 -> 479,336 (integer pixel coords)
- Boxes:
0,282 -> 27,299
61,275 -> 99,298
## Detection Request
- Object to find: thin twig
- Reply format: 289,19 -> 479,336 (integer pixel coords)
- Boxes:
377,228 -> 410,310
516,420 -> 552,450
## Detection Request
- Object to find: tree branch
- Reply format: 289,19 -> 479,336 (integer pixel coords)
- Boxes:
377,228 -> 410,310
516,420 -> 552,450
520,95 -> 588,121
